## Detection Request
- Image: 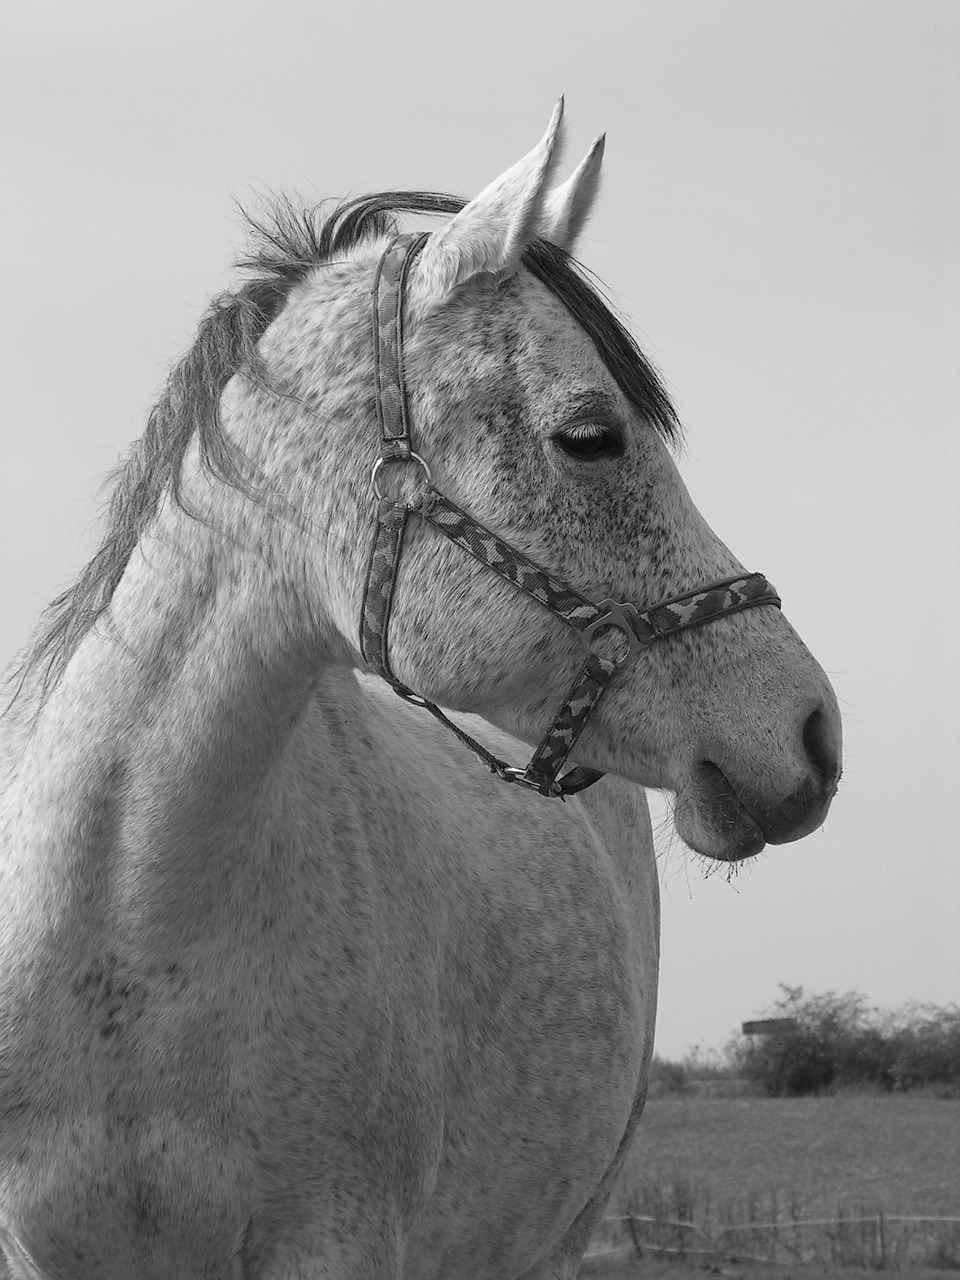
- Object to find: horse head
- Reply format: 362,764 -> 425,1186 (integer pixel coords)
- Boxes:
209,101 -> 841,860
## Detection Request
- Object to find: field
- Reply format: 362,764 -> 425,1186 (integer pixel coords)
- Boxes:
584,1095 -> 960,1276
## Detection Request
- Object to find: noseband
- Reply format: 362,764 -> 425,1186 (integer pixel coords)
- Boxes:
360,233 -> 781,798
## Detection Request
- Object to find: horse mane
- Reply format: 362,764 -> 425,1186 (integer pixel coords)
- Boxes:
13,191 -> 680,705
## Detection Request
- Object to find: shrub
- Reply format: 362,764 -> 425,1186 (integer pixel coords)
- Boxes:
729,987 -> 960,1096
649,1056 -> 689,1096
883,1002 -> 960,1091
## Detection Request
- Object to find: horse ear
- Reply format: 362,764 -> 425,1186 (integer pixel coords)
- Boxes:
539,134 -> 605,253
413,100 -> 566,302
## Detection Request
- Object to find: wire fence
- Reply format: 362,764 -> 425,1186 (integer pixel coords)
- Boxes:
584,1211 -> 960,1269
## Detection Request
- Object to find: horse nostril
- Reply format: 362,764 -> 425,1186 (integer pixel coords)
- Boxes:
802,707 -> 840,787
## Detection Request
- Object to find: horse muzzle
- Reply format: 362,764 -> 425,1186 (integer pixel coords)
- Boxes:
675,702 -> 842,861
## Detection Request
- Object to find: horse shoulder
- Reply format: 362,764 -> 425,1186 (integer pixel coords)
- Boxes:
341,675 -> 659,1277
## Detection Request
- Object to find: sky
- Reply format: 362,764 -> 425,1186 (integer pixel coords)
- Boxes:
1,0 -> 958,1060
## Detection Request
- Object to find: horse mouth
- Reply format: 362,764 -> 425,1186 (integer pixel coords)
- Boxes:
675,761 -> 766,861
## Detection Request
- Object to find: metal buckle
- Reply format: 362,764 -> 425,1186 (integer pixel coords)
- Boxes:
578,599 -> 647,670
499,766 -> 560,797
393,686 -> 431,709
370,452 -> 432,503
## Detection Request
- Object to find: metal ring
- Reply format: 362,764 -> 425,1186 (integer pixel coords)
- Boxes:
370,452 -> 433,502
578,600 -> 647,670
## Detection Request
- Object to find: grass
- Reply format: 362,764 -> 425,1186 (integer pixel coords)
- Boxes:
589,1095 -> 960,1270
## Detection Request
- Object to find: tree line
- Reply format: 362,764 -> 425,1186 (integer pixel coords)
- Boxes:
654,987 -> 960,1097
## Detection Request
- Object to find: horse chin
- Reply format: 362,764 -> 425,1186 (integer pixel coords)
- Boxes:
676,809 -> 766,862
674,764 -> 767,862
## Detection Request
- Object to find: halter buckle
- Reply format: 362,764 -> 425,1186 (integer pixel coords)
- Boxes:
579,600 -> 648,670
499,766 -> 563,798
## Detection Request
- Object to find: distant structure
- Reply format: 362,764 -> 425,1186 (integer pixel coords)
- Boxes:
742,1018 -> 799,1036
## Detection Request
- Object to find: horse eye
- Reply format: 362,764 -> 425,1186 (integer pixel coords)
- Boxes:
553,424 -> 623,461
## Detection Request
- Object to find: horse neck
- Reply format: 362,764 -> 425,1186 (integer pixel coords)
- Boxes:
6,487 -> 356,945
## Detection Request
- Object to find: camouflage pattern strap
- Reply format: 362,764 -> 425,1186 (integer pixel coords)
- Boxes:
415,489 -> 780,650
417,488 -> 597,626
522,654 -> 616,795
411,490 -> 779,795
371,231 -> 430,462
358,492 -> 604,793
359,497 -> 410,676
360,231 -> 428,676
632,573 -> 782,643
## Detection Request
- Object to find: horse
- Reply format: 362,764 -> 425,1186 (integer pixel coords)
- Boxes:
0,102 -> 841,1279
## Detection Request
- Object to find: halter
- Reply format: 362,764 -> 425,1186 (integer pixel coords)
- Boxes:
360,233 -> 781,798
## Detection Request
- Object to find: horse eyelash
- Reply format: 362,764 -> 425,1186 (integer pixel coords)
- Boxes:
561,422 -> 606,439
552,421 -> 624,461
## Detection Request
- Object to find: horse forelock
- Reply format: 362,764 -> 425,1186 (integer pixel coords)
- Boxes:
12,190 -> 679,710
